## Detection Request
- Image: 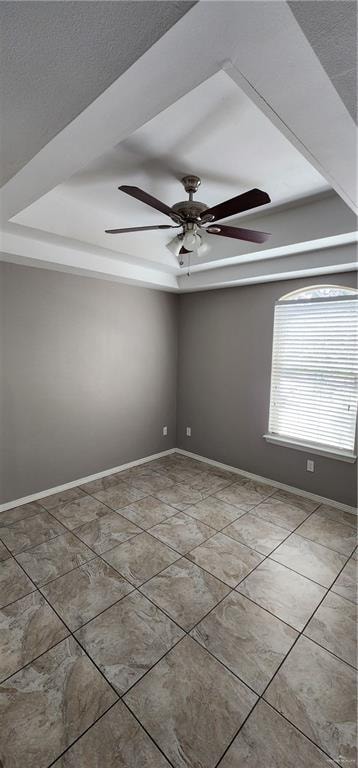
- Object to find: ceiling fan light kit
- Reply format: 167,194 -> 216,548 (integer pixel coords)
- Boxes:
105,175 -> 271,268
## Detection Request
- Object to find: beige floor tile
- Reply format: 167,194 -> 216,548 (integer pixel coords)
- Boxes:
74,509 -> 140,554
0,501 -> 44,527
52,701 -> 170,767
185,496 -> 245,530
124,635 -> 257,768
80,473 -> 127,495
0,591 -> 68,681
0,511 -> 65,554
332,558 -> 357,604
220,700 -> 336,767
271,533 -> 347,587
0,636 -> 117,768
214,478 -> 275,511
40,487 -> 87,510
0,558 -> 35,608
297,512 -> 357,556
272,488 -> 319,513
125,465 -> 167,479
264,636 -> 357,765
91,483 -> 146,509
75,591 -> 183,694
49,495 -> 112,531
238,558 -> 326,630
185,473 -> 234,496
154,483 -> 206,510
150,512 -> 214,555
191,591 -> 297,693
154,465 -> 206,486
141,558 -> 230,631
188,532 -> 264,587
119,495 -> 177,529
102,532 -> 179,586
315,504 -> 357,530
224,512 -> 289,555
252,496 -> 312,531
17,531 -> 94,585
0,541 -> 11,562
125,472 -> 175,494
41,557 -> 133,630
304,591 -> 357,667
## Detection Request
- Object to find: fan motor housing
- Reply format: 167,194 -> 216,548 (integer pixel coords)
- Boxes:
171,199 -> 209,222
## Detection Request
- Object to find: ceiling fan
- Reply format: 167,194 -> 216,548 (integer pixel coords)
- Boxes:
105,175 -> 271,261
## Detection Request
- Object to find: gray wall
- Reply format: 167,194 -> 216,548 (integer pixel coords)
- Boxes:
1,262 -> 356,507
0,263 -> 178,504
177,272 -> 357,507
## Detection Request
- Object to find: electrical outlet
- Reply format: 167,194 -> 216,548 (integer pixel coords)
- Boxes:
306,459 -> 315,472
162,426 -> 168,436
186,426 -> 191,437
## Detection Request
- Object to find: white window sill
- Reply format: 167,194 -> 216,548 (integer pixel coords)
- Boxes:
263,434 -> 357,463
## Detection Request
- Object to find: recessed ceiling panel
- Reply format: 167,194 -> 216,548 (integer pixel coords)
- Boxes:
13,70 -> 330,270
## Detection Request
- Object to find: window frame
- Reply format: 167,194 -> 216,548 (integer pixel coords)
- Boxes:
264,285 -> 358,463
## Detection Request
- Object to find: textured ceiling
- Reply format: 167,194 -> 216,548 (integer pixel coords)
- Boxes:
289,0 -> 357,122
0,0 -> 195,186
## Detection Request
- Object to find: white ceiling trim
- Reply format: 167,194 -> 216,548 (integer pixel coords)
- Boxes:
224,60 -> 357,214
178,243 -> 358,292
187,232 -> 358,274
0,229 -> 178,292
1,229 -> 356,295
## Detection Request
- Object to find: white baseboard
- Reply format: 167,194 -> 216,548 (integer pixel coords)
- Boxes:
177,449 -> 358,516
1,446 -> 356,517
0,449 -> 176,513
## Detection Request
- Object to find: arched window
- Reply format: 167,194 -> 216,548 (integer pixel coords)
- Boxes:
265,285 -> 358,460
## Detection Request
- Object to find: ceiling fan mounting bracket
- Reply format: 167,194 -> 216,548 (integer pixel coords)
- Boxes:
181,175 -> 201,195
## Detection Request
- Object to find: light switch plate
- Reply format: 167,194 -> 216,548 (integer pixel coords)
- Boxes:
186,426 -> 191,437
306,459 -> 315,472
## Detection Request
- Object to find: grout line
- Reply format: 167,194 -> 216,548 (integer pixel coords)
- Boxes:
214,546 -> 358,768
1,456 -> 355,767
13,548 -> 99,589
2,526 -> 69,558
2,548 -> 180,768
45,700 -> 119,768
290,528 -> 356,559
0,631 -> 72,687
265,553 -> 347,590
121,699 -> 178,768
119,629 -> 186,699
1,556 -> 120,697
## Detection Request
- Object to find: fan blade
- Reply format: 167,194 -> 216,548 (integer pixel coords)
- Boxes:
119,185 -> 180,220
105,224 -> 178,234
206,224 -> 270,244
204,188 -> 270,222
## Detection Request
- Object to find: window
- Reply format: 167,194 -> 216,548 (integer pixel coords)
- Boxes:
265,285 -> 358,461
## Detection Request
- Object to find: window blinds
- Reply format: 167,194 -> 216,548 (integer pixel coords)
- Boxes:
268,296 -> 358,454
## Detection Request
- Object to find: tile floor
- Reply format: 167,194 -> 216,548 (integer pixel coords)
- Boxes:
0,452 -> 356,768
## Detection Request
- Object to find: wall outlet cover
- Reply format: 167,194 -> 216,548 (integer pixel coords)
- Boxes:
162,426 -> 168,436
306,459 -> 315,472
186,426 -> 191,437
